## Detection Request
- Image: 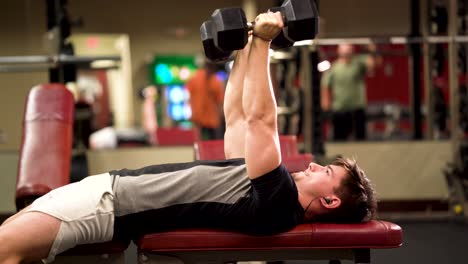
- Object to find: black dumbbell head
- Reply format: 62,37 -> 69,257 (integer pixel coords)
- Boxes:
269,6 -> 294,50
200,20 -> 232,62
282,0 -> 319,41
271,31 -> 295,50
211,7 -> 249,51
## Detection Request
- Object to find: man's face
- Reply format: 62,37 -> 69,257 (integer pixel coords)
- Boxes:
292,162 -> 348,203
337,44 -> 354,59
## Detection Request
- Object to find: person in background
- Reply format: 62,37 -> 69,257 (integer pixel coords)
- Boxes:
321,43 -> 381,141
141,85 -> 159,144
89,85 -> 159,149
187,60 -> 225,140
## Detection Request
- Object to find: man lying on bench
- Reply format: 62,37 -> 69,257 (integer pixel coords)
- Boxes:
0,12 -> 376,264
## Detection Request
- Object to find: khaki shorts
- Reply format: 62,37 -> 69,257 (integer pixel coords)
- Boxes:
26,173 -> 115,263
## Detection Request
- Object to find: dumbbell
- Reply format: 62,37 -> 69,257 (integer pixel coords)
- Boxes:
269,0 -> 320,50
200,7 -> 271,62
269,6 -> 294,50
200,20 -> 233,62
200,0 -> 319,61
212,0 -> 318,49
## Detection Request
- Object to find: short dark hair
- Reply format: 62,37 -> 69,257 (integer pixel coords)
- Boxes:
313,157 -> 377,223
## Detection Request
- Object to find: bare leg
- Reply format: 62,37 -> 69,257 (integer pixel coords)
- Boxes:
224,37 -> 252,159
1,205 -> 31,227
0,211 -> 60,263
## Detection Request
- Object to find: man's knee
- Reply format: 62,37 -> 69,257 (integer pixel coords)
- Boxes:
0,210 -> 58,264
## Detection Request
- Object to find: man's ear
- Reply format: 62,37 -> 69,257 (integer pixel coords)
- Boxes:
321,196 -> 341,209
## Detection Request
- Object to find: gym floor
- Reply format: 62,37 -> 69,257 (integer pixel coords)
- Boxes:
120,220 -> 468,264
368,220 -> 468,264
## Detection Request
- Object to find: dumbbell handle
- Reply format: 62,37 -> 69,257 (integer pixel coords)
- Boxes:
245,8 -> 287,31
246,16 -> 292,43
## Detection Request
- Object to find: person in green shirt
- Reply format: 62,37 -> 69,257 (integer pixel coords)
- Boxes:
321,43 -> 379,141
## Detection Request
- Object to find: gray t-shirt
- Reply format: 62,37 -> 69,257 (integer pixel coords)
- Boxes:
109,159 -> 304,241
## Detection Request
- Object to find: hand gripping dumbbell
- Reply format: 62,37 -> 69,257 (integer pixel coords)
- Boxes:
200,0 -> 319,62
212,0 -> 319,50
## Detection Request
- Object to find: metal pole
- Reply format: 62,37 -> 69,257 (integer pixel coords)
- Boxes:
422,0 -> 434,139
46,0 -> 62,83
449,0 -> 461,159
0,55 -> 121,74
301,46 -> 313,154
310,45 -> 324,155
409,0 -> 423,140
0,56 -> 51,64
299,35 -> 468,46
0,65 -> 50,73
0,55 -> 120,65
300,0 -> 324,156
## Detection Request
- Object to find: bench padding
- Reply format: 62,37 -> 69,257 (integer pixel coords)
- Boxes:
137,220 -> 402,252
16,84 -> 75,209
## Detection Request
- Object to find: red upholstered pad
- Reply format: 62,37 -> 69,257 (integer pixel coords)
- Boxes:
282,154 -> 314,173
194,136 -> 301,161
278,135 -> 299,157
156,128 -> 197,146
137,220 -> 402,252
22,84 -> 74,124
16,84 -> 74,208
194,140 -> 225,160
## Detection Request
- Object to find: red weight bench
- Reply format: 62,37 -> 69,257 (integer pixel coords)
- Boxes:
282,153 -> 314,173
194,139 -> 225,160
156,127 -> 198,146
278,135 -> 300,156
132,140 -> 402,264
194,135 -> 300,161
194,138 -> 314,173
279,136 -> 315,171
136,220 -> 402,264
16,84 -> 129,263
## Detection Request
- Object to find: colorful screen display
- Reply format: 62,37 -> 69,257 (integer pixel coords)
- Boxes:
165,84 -> 191,121
152,56 -> 197,85
151,55 -> 197,123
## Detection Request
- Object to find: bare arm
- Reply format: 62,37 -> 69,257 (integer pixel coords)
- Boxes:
321,86 -> 332,111
365,43 -> 382,72
223,37 -> 252,159
320,70 -> 332,112
243,12 -> 283,179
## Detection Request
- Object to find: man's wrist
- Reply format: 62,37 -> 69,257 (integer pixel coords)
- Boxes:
252,34 -> 272,43
252,36 -> 272,50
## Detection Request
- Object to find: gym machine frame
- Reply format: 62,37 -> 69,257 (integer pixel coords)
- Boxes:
0,0 -> 121,76
0,55 -> 121,73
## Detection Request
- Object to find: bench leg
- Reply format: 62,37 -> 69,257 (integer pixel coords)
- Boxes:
354,249 -> 370,264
